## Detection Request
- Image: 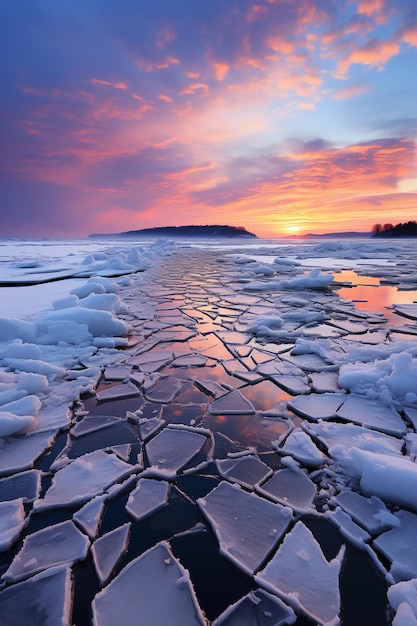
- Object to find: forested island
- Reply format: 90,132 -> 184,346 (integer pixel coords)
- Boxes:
372,221 -> 417,237
89,225 -> 257,239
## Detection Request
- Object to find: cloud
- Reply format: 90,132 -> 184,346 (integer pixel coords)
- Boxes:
0,0 -> 416,237
333,82 -> 371,100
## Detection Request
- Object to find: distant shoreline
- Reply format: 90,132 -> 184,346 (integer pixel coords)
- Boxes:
88,225 -> 258,239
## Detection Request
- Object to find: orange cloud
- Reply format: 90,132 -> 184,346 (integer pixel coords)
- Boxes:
400,24 -> 417,47
357,0 -> 385,16
213,62 -> 230,81
337,39 -> 400,75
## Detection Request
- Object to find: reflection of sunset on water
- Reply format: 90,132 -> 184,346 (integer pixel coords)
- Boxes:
335,271 -> 417,324
203,412 -> 290,452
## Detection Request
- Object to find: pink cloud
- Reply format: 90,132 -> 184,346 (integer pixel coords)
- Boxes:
91,79 -> 128,90
334,82 -> 371,100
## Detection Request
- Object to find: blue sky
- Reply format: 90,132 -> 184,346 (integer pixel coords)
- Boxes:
1,0 -> 416,237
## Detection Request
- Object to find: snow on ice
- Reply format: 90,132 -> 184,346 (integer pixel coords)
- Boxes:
1,236 -> 417,624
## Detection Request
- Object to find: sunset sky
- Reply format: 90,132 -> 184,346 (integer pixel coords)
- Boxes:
1,0 -> 416,238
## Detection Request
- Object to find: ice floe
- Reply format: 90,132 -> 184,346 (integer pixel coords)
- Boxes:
256,522 -> 345,626
34,450 -> 134,511
126,477 -> 170,521
92,541 -> 205,626
198,481 -> 292,575
257,467 -> 316,511
2,520 -> 90,583
212,589 -> 296,625
92,523 -> 131,586
0,565 -> 73,626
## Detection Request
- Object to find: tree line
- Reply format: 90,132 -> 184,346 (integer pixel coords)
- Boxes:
372,221 -> 417,237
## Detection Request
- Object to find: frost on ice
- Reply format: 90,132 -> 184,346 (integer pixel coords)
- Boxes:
92,523 -> 131,586
212,589 -> 296,626
0,565 -> 73,626
33,450 -> 134,511
256,522 -> 345,626
125,477 -> 170,521
2,521 -> 89,583
92,541 -> 205,626
198,481 -> 292,575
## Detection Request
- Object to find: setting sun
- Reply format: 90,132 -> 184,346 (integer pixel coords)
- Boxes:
285,225 -> 301,235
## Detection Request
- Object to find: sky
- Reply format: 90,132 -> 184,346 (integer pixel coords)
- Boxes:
1,0 -> 416,239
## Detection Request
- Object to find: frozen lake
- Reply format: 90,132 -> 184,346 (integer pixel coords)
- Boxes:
1,236 -> 417,625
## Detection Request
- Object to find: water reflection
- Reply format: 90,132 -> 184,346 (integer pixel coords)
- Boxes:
203,412 -> 290,452
335,270 -> 417,324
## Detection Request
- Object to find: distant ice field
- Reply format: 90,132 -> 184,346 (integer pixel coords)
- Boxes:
1,235 -> 417,625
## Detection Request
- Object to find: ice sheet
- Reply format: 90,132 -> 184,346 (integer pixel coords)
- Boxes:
92,523 -> 131,586
0,565 -> 73,626
198,481 -> 292,575
125,478 -> 170,522
34,450 -> 134,511
256,522 -> 345,626
92,541 -> 205,626
2,520 -> 90,583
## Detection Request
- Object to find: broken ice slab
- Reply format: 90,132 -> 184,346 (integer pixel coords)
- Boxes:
144,376 -> 184,403
212,588 -> 296,626
0,499 -> 26,552
0,469 -> 41,503
325,508 -> 371,548
137,416 -> 165,441
280,352 -> 337,372
387,578 -> 417,626
256,521 -> 345,626
0,430 -> 57,478
278,428 -> 326,468
33,450 -> 134,512
215,330 -> 252,345
327,319 -> 369,333
0,565 -> 73,626
271,375 -> 310,395
156,328 -> 197,342
287,393 -> 345,421
126,477 -> 170,522
145,426 -> 210,477
373,510 -> 417,582
129,371 -> 145,387
171,354 -> 207,367
393,304 -> 417,320
309,372 -> 340,393
334,490 -> 399,535
336,395 -> 406,436
70,415 -> 124,438
73,494 -> 107,539
305,421 -> 403,465
198,481 -> 292,576
209,390 -> 256,415
2,520 -> 90,583
350,448 -> 417,512
108,443 -> 131,462
103,365 -> 132,380
92,541 -> 206,626
216,455 -> 273,490
256,467 -> 316,512
96,382 -> 141,402
194,379 -> 229,399
92,523 -> 131,586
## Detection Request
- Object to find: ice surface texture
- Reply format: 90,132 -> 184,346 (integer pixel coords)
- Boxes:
1,238 -> 417,625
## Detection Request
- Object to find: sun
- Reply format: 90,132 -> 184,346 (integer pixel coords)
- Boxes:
285,225 -> 301,235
